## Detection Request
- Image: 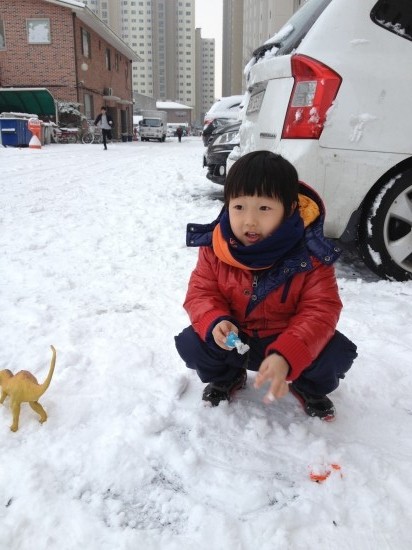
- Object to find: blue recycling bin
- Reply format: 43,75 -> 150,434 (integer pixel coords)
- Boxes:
0,118 -> 31,147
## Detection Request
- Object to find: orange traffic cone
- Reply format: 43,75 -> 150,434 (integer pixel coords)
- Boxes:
29,134 -> 42,149
28,118 -> 42,149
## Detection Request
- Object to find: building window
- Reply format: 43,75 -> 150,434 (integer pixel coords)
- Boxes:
0,20 -> 5,50
105,48 -> 111,70
115,53 -> 120,71
26,18 -> 51,44
81,28 -> 91,58
84,93 -> 94,119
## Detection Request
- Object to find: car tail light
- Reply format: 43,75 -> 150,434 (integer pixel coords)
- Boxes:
282,54 -> 342,139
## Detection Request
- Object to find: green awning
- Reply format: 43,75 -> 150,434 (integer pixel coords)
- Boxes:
0,88 -> 56,117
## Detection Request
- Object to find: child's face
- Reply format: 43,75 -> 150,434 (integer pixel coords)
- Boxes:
228,194 -> 285,246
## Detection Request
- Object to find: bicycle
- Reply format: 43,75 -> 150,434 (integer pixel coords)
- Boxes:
54,127 -> 79,144
82,125 -> 103,144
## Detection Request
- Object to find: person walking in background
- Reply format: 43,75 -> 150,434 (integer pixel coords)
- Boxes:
176,126 -> 183,143
94,106 -> 113,150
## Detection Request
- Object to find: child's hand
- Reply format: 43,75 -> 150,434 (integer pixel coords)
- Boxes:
254,354 -> 289,404
212,320 -> 239,350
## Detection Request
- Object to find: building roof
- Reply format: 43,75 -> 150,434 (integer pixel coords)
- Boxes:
156,101 -> 193,110
43,0 -> 141,62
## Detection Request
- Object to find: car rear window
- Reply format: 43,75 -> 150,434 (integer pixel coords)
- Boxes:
371,0 -> 412,42
252,0 -> 332,60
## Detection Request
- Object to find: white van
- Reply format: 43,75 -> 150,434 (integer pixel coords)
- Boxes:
231,0 -> 412,281
139,110 -> 167,142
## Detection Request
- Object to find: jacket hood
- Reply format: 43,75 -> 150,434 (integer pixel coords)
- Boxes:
298,180 -> 325,220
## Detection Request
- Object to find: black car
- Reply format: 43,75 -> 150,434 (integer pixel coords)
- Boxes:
202,117 -> 238,147
203,121 -> 241,185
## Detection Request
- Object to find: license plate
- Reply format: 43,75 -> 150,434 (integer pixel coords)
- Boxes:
247,90 -> 265,114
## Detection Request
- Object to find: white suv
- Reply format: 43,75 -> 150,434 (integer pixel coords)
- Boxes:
231,0 -> 412,281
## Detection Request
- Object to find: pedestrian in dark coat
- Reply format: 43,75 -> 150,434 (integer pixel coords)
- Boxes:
176,126 -> 183,142
94,106 -> 114,150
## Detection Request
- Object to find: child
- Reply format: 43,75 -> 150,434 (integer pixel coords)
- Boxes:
175,151 -> 357,420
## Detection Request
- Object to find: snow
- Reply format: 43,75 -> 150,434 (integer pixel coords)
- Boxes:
367,176 -> 399,237
204,95 -> 245,126
1,139 -> 412,549
264,24 -> 294,47
349,113 -> 378,143
156,101 -> 193,110
377,19 -> 411,40
53,0 -> 87,8
350,39 -> 370,45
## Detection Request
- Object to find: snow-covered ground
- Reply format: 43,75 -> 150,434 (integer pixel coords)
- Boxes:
0,138 -> 411,550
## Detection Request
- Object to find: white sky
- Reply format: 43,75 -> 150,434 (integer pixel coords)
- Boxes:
195,0 -> 223,98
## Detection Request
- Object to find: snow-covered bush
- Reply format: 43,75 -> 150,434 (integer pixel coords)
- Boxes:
57,100 -> 86,127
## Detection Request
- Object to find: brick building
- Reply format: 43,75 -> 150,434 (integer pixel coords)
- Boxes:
0,0 -> 140,137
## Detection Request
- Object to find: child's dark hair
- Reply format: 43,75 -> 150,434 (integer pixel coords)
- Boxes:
224,151 -> 299,215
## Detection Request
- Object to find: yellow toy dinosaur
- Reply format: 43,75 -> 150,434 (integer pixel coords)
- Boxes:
0,345 -> 56,432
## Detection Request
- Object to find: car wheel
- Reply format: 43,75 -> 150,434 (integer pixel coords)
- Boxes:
358,169 -> 412,281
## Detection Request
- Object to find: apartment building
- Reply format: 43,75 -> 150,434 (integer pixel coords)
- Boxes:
195,28 -> 215,126
222,0 -> 305,95
222,0 -> 244,96
83,0 -> 198,113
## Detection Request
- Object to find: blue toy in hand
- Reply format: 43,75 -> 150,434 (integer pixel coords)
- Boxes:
225,331 -> 250,355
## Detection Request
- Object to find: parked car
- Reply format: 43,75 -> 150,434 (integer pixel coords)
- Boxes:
229,0 -> 412,281
202,95 -> 244,146
204,121 -> 241,185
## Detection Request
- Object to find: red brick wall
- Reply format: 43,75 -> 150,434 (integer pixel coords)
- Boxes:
0,0 -> 134,134
0,0 -> 77,101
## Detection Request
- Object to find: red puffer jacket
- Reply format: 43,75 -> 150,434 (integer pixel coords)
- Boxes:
183,245 -> 342,382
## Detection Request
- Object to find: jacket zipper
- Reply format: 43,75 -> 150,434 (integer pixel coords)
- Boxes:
248,275 -> 259,331
252,274 -> 258,290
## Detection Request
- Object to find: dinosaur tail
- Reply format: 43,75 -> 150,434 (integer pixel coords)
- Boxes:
39,345 -> 56,396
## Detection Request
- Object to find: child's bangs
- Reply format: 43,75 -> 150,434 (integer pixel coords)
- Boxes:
224,151 -> 299,213
227,174 -> 281,200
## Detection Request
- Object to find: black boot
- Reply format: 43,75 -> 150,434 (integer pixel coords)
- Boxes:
202,369 -> 247,407
290,383 -> 335,421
